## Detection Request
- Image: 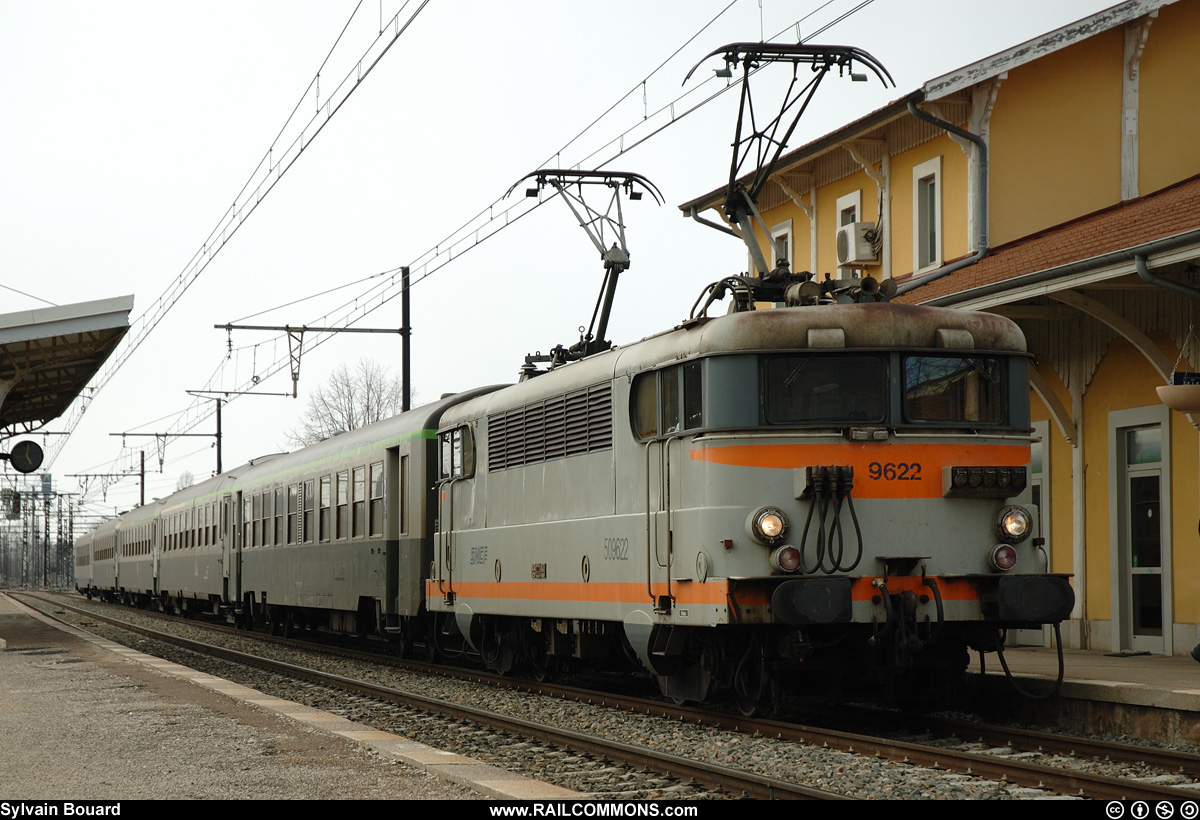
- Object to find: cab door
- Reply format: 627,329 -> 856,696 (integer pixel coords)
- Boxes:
642,361 -> 703,610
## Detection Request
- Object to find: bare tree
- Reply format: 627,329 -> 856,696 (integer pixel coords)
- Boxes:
286,358 -> 406,447
176,470 -> 194,491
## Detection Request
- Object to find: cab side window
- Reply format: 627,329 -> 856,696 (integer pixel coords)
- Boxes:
439,426 -> 474,480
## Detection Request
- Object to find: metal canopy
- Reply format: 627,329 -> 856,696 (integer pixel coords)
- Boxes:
0,296 -> 134,433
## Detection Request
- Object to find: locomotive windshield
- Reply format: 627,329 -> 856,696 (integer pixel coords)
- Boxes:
903,355 -> 1004,424
758,352 -> 1010,428
763,355 -> 886,423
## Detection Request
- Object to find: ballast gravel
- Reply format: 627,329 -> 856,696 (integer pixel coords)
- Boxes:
23,596 -> 1092,800
0,596 -> 481,801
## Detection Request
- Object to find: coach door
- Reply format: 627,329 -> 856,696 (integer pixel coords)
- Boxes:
223,493 -> 241,610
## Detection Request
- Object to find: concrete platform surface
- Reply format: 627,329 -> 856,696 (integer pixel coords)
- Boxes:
0,591 -> 580,801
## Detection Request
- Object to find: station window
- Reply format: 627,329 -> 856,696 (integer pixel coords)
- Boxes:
770,220 -> 792,271
836,190 -> 861,228
913,156 -> 942,272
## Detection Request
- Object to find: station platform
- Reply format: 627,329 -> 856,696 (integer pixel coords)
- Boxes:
0,591 -> 579,801
3,589 -> 1197,800
968,643 -> 1200,746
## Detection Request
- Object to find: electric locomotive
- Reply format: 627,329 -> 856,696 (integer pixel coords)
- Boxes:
429,298 -> 1073,709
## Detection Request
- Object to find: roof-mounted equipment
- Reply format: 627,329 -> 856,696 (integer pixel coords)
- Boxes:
506,170 -> 663,377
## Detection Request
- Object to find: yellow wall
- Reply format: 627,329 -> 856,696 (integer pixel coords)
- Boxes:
815,169 -> 877,276
1137,1 -> 1200,195
1169,394 -> 1200,625
753,198 -> 810,274
1078,335 -> 1200,626
1029,362 -> 1076,577
988,28 -> 1123,246
889,135 -> 970,276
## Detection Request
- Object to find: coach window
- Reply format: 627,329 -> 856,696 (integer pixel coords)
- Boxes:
251,493 -> 261,547
369,462 -> 384,537
319,475 -> 331,542
275,487 -> 286,546
352,467 -> 366,537
287,485 -> 298,544
336,471 -> 349,539
243,497 -> 251,548
303,479 -> 315,543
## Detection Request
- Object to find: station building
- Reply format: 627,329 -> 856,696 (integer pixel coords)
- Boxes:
680,0 -> 1200,656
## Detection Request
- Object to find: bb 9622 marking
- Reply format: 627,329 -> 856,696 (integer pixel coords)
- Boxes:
867,461 -> 923,481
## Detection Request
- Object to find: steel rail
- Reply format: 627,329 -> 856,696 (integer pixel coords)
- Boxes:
28,594 -> 844,801
40,592 -> 1200,801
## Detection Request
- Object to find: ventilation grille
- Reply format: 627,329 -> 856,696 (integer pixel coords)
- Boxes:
488,383 -> 613,470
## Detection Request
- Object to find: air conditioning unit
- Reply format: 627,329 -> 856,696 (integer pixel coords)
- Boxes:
836,221 -> 880,266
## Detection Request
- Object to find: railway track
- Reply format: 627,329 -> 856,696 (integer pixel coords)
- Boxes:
19,592 -> 841,800
25,591 -> 1200,801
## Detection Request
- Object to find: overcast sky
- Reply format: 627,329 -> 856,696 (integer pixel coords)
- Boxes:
0,0 -> 1118,522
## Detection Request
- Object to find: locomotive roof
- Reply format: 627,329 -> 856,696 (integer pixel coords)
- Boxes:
441,303 -> 1026,424
638,303 -> 1027,365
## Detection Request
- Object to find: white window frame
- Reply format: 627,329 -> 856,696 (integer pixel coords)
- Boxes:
1107,404 -> 1172,655
835,190 -> 861,228
913,156 -> 942,273
769,219 -> 792,271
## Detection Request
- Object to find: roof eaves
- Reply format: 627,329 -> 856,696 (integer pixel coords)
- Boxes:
924,0 -> 1177,101
677,89 -> 924,215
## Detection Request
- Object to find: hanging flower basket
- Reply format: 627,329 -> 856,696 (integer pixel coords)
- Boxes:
1158,372 -> 1200,412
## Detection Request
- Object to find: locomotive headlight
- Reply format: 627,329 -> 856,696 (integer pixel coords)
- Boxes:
996,505 -> 1032,544
747,506 -> 789,546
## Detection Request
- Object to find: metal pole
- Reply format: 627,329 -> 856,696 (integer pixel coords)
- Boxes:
402,266 -> 411,413
216,398 -> 223,474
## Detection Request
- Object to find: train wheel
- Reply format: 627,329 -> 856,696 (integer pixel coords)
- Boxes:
266,605 -> 281,636
531,655 -> 558,683
733,636 -> 770,717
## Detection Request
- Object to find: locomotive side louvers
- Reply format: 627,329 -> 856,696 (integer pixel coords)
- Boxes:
487,382 -> 613,470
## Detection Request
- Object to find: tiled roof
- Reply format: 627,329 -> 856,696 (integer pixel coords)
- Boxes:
896,174 -> 1200,304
